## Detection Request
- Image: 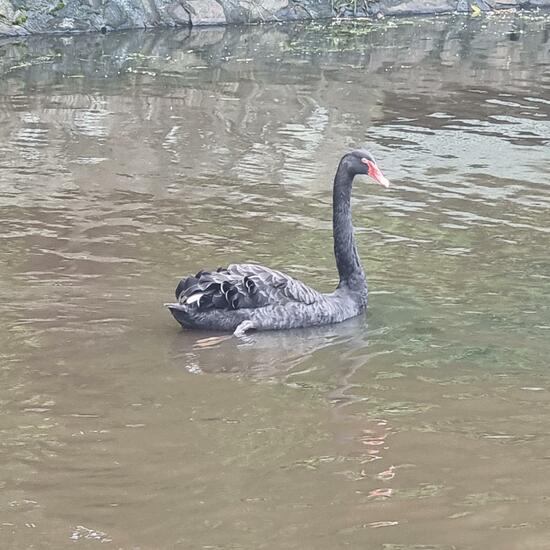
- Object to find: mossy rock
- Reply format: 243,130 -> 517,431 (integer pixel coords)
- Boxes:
49,1 -> 66,15
13,11 -> 27,25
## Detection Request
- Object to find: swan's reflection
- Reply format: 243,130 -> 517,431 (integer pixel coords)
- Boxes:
167,315 -> 368,381
167,317 -> 397,496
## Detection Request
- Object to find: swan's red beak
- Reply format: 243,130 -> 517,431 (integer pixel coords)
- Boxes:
365,159 -> 390,188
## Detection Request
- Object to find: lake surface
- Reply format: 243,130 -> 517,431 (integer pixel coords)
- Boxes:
1,12 -> 550,549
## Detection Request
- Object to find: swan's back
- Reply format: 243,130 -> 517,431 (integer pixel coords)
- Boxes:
175,263 -> 324,311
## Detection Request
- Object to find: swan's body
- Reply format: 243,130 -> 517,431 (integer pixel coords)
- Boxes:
167,149 -> 389,336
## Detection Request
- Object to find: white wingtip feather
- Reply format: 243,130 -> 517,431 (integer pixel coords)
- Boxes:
186,293 -> 203,305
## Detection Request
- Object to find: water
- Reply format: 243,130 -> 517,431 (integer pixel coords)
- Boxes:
1,13 -> 550,549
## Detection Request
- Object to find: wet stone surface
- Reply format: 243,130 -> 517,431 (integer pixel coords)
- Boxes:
1,0 -> 550,35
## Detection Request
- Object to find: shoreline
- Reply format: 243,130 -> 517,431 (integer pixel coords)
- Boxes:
1,0 -> 549,38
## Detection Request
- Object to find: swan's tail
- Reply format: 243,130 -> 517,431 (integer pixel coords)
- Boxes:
165,301 -> 248,332
174,268 -> 263,312
165,302 -> 194,329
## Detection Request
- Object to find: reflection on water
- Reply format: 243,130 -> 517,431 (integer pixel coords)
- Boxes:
1,13 -> 550,549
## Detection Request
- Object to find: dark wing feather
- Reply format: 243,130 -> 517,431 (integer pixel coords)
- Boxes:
175,263 -> 322,312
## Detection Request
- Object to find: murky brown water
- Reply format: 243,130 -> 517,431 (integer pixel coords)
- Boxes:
1,12 -> 550,549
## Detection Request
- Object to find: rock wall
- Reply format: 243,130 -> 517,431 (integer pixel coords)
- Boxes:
0,0 -> 549,36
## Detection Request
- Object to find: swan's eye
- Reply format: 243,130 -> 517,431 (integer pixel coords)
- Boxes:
361,157 -> 376,166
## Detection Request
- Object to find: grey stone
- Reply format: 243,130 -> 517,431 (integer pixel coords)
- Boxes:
476,0 -> 495,10
104,2 -> 130,29
381,0 -> 456,15
493,0 -> 518,7
167,3 -> 192,25
0,20 -> 26,34
0,0 -> 16,23
186,0 -> 226,25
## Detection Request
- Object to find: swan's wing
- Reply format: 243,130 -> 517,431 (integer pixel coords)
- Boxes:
228,263 -> 323,306
175,263 -> 323,311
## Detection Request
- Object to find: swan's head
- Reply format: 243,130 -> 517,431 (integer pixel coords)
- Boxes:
345,149 -> 390,188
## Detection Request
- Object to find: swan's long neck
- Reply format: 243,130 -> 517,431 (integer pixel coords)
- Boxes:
333,159 -> 365,290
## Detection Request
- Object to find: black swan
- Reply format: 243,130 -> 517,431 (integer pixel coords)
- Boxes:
167,149 -> 390,336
